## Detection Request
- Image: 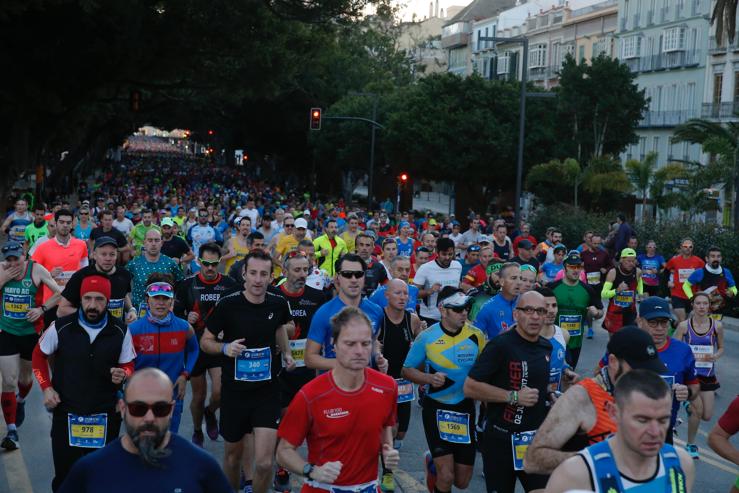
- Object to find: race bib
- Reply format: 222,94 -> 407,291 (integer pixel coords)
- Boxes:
138,302 -> 148,319
690,345 -> 714,369
235,347 -> 272,382
660,375 -> 675,387
511,430 -> 537,471
3,293 -> 31,319
108,298 -> 125,319
436,410 -> 471,444
68,413 -> 107,448
396,378 -> 415,403
678,269 -> 694,283
559,314 -> 582,337
289,339 -> 306,368
548,369 -> 562,393
614,290 -> 635,308
586,271 -> 601,285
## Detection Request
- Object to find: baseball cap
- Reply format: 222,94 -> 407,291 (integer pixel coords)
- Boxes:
620,248 -> 637,258
94,236 -> 118,249
303,209 -> 311,216
429,219 -> 437,226
294,218 -> 308,229
161,217 -> 175,227
1,242 -> 23,260
467,244 -> 481,253
564,250 -> 583,265
638,296 -> 673,320
553,244 -> 567,252
607,326 -> 668,373
438,287 -> 472,309
518,239 -> 533,250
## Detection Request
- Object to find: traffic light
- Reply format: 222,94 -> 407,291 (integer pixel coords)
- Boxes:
399,172 -> 408,183
310,108 -> 322,130
207,129 -> 215,136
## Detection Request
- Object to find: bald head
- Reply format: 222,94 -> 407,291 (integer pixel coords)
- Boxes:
385,278 -> 409,311
517,290 -> 545,308
124,368 -> 172,402
144,228 -> 162,240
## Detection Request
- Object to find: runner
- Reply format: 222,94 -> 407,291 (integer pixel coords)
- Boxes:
312,218 -> 347,277
126,228 -> 183,315
673,291 -> 724,459
467,261 -> 502,321
2,198 -> 33,245
200,250 -> 295,493
222,216 -> 251,273
638,240 -> 666,297
0,242 -> 62,449
473,262 -> 521,338
524,326 -> 667,474
519,264 -> 537,293
187,208 -> 219,273
370,256 -> 419,312
276,306 -> 400,493
395,221 -> 414,257
510,239 -> 540,272
460,245 -> 480,277
460,246 -> 496,292
174,243 -> 238,446
491,223 -> 513,261
380,238 -> 399,278
546,369 -> 695,493
356,232 -> 388,296
32,275 -> 136,491
24,203 -> 48,251
708,395 -> 739,492
89,210 -> 130,264
293,239 -> 332,291
683,245 -> 737,314
160,217 -> 194,268
129,209 -> 161,255
403,287 -> 486,493
463,291 -> 552,493
664,238 -> 704,323
533,286 -> 576,397
602,248 -> 643,336
538,244 -> 566,284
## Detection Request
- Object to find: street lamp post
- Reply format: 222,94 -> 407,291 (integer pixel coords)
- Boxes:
348,92 -> 380,211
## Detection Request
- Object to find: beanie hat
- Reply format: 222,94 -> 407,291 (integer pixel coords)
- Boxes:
80,275 -> 111,301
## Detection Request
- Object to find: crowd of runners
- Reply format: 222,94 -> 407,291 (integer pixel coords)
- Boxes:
2,146 -> 739,493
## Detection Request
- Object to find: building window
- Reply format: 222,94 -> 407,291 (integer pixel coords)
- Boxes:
734,72 -> 739,102
662,26 -> 686,52
652,136 -> 660,153
578,45 -> 586,62
449,48 -> 467,69
714,73 -> 723,104
497,53 -> 511,74
592,38 -> 607,57
529,43 -> 548,68
621,36 -> 642,58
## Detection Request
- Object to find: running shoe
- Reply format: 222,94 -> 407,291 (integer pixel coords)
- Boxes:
192,430 -> 204,448
424,451 -> 436,493
15,399 -> 25,427
273,468 -> 291,493
380,471 -> 395,492
586,326 -> 594,339
204,407 -> 219,440
684,443 -> 700,460
1,430 -> 19,451
683,401 -> 692,417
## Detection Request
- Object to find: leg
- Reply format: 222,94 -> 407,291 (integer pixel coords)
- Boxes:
189,374 -> 207,431
701,390 -> 715,420
481,434 -> 516,493
223,438 -> 246,490
50,412 -> 87,492
252,427 -> 278,493
687,395 -> 703,444
452,463 -> 474,489
242,432 -> 255,484
0,355 -> 20,427
207,366 -> 222,411
396,402 -> 411,442
17,358 -> 33,398
432,454 -> 456,492
169,398 -> 184,433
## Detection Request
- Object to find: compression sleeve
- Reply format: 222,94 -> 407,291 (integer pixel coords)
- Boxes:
682,280 -> 694,299
32,345 -> 52,390
601,281 -> 616,299
183,332 -> 199,374
637,277 -> 644,295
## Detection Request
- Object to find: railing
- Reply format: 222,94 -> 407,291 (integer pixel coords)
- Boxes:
701,102 -> 739,119
570,0 -> 617,17
625,50 -> 703,72
638,109 -> 698,127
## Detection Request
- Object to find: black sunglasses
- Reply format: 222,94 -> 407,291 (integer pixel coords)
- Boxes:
339,270 -> 365,279
125,400 -> 173,417
448,305 -> 470,313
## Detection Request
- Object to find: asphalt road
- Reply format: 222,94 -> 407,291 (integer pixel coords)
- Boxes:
1,320 -> 738,492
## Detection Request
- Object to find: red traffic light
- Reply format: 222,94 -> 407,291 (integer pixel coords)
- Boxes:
310,108 -> 322,130
207,129 -> 215,136
399,173 -> 408,182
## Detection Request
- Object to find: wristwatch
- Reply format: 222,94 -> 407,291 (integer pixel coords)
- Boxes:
302,463 -> 315,479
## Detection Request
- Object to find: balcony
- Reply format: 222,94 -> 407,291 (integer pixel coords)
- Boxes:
620,17 -> 627,31
709,36 -> 728,54
638,110 -> 697,128
625,50 -> 703,73
441,32 -> 470,49
528,65 -> 560,81
701,102 -> 739,119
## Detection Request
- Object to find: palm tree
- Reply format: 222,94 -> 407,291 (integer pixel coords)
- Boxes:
712,0 -> 738,45
625,152 -> 658,222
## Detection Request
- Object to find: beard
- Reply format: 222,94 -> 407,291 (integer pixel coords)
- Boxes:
124,417 -> 171,468
83,307 -> 104,324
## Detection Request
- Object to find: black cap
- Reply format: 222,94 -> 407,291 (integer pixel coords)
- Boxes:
518,239 -> 533,250
1,242 -> 23,260
564,250 -> 583,265
94,236 -> 118,249
607,326 -> 668,373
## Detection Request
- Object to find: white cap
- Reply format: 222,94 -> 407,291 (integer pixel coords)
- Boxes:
295,218 -> 308,229
303,209 -> 311,215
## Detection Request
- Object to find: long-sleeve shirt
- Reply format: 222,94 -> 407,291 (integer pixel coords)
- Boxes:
128,315 -> 198,384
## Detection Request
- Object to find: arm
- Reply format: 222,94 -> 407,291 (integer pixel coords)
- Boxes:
304,339 -> 335,371
180,246 -> 195,265
276,323 -> 294,366
56,296 -> 78,318
463,376 -> 513,403
524,385 -> 593,474
708,423 -> 739,465
714,322 -> 724,360
410,313 -> 423,337
636,270 -> 644,295
675,447 -> 695,492
183,326 -> 199,375
544,456 -> 594,493
672,322 -> 688,342
401,366 -> 436,386
200,328 -> 225,355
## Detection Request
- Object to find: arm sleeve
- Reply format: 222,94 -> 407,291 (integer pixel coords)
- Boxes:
306,310 -> 327,344
718,396 -> 739,435
32,345 -> 53,390
205,302 -> 224,336
636,277 -> 644,295
118,330 -> 137,364
120,361 -> 135,379
682,280 -> 694,299
601,281 -> 616,299
725,268 -> 737,288
184,331 -> 199,374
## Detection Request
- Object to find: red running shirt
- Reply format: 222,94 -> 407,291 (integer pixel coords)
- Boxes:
278,368 -> 397,491
665,255 -> 705,299
718,395 -> 739,435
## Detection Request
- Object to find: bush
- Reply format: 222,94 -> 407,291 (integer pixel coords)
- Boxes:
529,204 -> 613,248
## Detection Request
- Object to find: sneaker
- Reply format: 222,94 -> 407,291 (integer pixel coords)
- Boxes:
1,430 -> 19,451
380,471 -> 395,492
685,443 -> 700,459
192,430 -> 204,448
15,399 -> 25,427
204,407 -> 219,441
273,468 -> 291,493
424,451 -> 436,493
683,401 -> 692,417
586,326 -> 594,339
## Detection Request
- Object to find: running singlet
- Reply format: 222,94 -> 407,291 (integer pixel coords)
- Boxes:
379,311 -> 414,378
657,338 -> 698,427
687,267 -> 737,312
0,261 -> 38,336
638,254 -> 665,287
174,273 -> 238,334
564,377 -> 616,451
683,317 -> 718,378
603,268 -> 638,333
277,284 -> 327,369
6,212 -> 32,244
403,322 -> 486,405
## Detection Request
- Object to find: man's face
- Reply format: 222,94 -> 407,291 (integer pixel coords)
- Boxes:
440,304 -> 469,330
101,214 -> 113,229
518,246 -> 532,260
356,238 -> 374,259
521,224 -> 530,235
334,319 -> 373,371
326,222 -> 338,236
466,250 -> 480,264
286,257 -> 309,290
500,267 -> 521,297
620,256 -> 636,272
519,269 -> 536,292
382,243 -> 397,261
119,378 -> 173,466
680,241 -> 694,256
452,225 -> 460,235
4,255 -> 24,270
552,233 -> 562,244
243,258 -> 272,297
513,294 -> 546,338
335,260 -> 365,299
707,251 -> 722,269
198,211 -> 208,225
392,259 -> 411,282
565,263 -> 582,282
628,237 -> 638,249
275,209 -> 285,221
142,212 -> 153,226
615,391 -> 672,458
117,206 -> 125,219
422,234 -> 436,251
161,225 -> 173,239
638,316 -> 670,346
543,296 -> 558,325
437,248 -> 455,268
55,215 -> 73,237
646,242 -> 657,255
294,226 -> 307,240
46,220 -> 56,236
583,232 -> 593,247
81,292 -> 107,323
15,200 -> 27,214
471,219 -> 480,231
415,250 -> 430,266
199,250 -> 221,281
349,219 -> 359,232
250,238 -> 265,251
553,250 -> 566,263
282,219 -> 294,235
34,209 -> 45,222
239,220 -> 251,235
94,245 -> 117,272
591,236 -> 602,250
494,226 -> 506,241
144,231 -> 162,256
386,281 -> 409,311
148,294 -> 172,318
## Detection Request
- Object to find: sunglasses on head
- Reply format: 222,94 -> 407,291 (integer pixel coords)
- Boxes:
199,258 -> 220,267
125,400 -> 174,417
146,282 -> 174,294
287,251 -> 307,259
339,270 -> 365,279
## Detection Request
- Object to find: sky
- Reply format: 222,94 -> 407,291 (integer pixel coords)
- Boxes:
394,0 -> 472,21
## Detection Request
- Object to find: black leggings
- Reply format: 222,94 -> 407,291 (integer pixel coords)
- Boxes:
397,401 -> 411,434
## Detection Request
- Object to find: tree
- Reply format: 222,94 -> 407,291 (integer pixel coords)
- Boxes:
555,54 -> 649,163
625,152 -> 658,221
525,158 -> 580,205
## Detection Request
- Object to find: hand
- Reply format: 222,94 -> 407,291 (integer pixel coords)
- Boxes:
283,353 -> 296,371
125,309 -> 137,324
673,384 -> 689,402
311,461 -> 342,484
50,267 -> 64,279
382,443 -> 400,470
600,268 -> 607,274
0,263 -> 22,284
429,372 -> 447,388
26,307 -> 44,323
616,281 -> 628,292
174,375 -> 187,400
376,353 -> 389,374
187,311 -> 200,325
431,283 -> 442,293
587,306 -> 600,318
223,338 -> 246,358
43,387 -> 61,409
320,248 -> 329,257
727,290 -> 736,298
517,386 -> 540,407
563,368 -> 579,385
420,320 -> 428,331
668,280 -> 674,288
110,367 -> 127,385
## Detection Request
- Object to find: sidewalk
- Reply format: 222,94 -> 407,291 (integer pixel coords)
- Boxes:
721,316 -> 739,332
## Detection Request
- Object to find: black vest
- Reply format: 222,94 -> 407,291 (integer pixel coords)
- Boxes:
52,313 -> 127,415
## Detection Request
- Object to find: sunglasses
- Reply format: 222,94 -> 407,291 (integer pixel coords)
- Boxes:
125,400 -> 174,417
199,258 -> 220,267
339,270 -> 365,279
287,251 -> 307,259
447,305 -> 470,313
146,282 -> 174,294
284,224 -> 295,228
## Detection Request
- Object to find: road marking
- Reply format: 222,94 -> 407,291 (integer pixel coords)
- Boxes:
674,438 -> 739,475
395,469 -> 427,493
0,421 -> 33,493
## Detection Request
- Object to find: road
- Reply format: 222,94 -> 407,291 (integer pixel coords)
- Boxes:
1,320 -> 738,492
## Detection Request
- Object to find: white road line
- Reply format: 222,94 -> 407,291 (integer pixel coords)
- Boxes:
674,437 -> 739,475
0,421 -> 34,493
